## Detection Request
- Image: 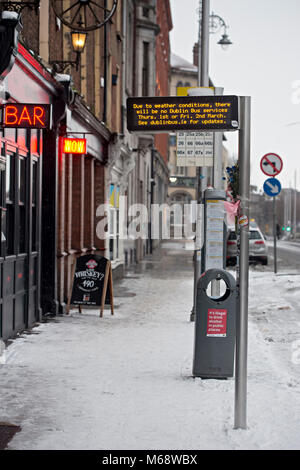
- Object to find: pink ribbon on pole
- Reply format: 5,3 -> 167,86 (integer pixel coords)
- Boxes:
224,200 -> 240,226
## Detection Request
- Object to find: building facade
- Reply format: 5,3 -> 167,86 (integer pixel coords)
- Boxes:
0,0 -> 172,340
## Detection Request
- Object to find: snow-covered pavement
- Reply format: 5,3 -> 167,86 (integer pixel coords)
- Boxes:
0,242 -> 300,450
266,239 -> 300,272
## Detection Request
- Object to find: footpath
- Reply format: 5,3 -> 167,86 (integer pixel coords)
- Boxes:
0,240 -> 299,450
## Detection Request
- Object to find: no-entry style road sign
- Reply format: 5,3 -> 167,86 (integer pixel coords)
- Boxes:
260,153 -> 283,177
263,177 -> 282,197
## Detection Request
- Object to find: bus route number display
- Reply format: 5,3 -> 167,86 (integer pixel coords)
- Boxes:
127,95 -> 239,132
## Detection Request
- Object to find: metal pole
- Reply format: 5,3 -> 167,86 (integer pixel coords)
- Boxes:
273,196 -> 277,274
196,0 -> 203,196
197,0 -> 202,87
234,96 -> 251,430
288,187 -> 292,237
149,147 -> 154,254
284,191 -> 287,230
294,170 -> 297,238
191,0 -> 210,321
200,0 -> 210,87
213,86 -> 224,191
212,94 -> 224,299
200,0 -> 210,191
213,132 -> 223,189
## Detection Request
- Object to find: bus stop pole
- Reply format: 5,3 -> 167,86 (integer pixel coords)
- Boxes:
234,96 -> 251,430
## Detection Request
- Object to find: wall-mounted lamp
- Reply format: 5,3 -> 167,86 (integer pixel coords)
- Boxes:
51,30 -> 87,74
71,30 -> 87,53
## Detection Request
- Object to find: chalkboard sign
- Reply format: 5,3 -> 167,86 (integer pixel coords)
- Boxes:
67,254 -> 114,317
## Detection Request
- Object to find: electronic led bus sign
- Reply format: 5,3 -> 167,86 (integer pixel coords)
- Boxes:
127,95 -> 239,133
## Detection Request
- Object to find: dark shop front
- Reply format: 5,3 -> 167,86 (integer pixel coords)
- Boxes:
0,41 -> 61,340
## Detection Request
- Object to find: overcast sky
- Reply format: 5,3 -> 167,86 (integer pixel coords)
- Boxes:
169,0 -> 300,190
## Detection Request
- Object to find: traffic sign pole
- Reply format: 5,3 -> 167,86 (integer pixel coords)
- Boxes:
263,177 -> 281,274
273,197 -> 277,274
260,152 -> 283,273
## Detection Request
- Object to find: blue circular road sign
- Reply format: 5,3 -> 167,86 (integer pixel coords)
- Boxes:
263,177 -> 281,197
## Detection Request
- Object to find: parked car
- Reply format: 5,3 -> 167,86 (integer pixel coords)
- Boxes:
226,226 -> 268,266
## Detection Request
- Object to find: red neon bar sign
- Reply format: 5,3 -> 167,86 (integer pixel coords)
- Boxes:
1,104 -> 52,129
62,137 -> 87,154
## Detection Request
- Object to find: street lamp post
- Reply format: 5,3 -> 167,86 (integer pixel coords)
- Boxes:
200,4 -> 232,190
191,0 -> 232,321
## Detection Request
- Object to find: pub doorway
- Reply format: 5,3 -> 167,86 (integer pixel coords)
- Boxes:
0,128 -> 42,340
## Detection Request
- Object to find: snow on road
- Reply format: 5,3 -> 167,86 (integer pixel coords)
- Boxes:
0,249 -> 299,450
267,239 -> 300,253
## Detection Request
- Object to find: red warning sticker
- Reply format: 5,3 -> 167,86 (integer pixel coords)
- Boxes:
207,309 -> 227,337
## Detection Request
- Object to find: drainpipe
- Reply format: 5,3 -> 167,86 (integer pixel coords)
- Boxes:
121,0 -> 127,134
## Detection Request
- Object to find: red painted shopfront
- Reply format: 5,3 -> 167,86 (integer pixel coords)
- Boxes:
0,44 -> 62,339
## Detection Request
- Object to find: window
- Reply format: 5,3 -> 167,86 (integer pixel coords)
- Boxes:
6,153 -> 14,202
172,193 -> 191,204
18,157 -> 26,253
108,208 -> 116,261
228,231 -> 237,240
126,10 -> 134,93
142,7 -> 149,17
6,152 -> 15,255
0,145 -> 5,257
32,160 -> 38,252
142,42 -> 149,96
108,184 -> 120,261
176,166 -> 186,176
84,156 -> 93,249
169,134 -> 176,147
249,230 -> 262,240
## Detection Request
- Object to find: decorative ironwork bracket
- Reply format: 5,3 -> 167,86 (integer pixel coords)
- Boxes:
50,57 -> 79,74
0,1 -> 40,14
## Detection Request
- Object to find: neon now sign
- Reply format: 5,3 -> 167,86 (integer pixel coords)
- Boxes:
62,137 -> 87,154
1,104 -> 52,129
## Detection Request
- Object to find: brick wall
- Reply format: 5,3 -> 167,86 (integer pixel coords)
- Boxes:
19,1 -> 39,54
17,2 -> 122,128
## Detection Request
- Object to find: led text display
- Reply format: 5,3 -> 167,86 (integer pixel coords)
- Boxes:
127,95 -> 239,132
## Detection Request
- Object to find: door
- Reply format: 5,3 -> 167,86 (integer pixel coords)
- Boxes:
0,129 -> 42,340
